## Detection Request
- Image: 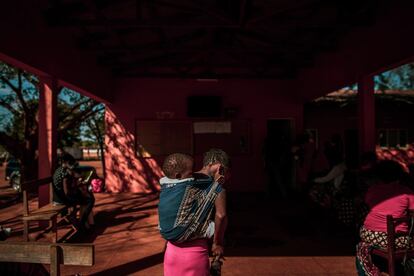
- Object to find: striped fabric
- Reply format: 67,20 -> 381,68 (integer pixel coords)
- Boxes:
158,174 -> 222,243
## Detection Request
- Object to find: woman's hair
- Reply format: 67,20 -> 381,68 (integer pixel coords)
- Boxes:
162,153 -> 193,179
61,153 -> 76,166
203,148 -> 230,169
375,160 -> 404,183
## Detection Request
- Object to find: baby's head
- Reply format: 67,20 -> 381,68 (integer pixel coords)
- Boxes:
162,153 -> 194,179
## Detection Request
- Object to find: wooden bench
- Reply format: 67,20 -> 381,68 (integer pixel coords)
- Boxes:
0,187 -> 19,207
0,187 -> 19,198
21,177 -> 76,242
0,241 -> 94,276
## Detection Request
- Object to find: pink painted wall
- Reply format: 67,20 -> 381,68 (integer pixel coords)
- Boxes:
105,78 -> 303,193
0,1 -> 112,103
105,108 -> 163,193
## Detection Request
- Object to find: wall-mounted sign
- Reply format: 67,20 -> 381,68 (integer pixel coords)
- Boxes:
193,121 -> 232,134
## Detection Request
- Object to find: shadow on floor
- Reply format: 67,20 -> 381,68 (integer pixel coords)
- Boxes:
224,192 -> 357,257
66,208 -> 151,243
93,194 -> 158,209
89,252 -> 164,276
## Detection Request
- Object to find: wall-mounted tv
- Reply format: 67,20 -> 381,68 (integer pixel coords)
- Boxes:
187,96 -> 222,118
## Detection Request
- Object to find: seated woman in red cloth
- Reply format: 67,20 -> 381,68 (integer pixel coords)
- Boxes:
356,160 -> 414,276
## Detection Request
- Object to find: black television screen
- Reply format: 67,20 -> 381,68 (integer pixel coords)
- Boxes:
187,96 -> 222,117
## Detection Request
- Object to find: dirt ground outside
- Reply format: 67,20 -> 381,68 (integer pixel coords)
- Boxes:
79,160 -> 104,178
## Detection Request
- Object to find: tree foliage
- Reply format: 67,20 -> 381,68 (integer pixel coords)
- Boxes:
0,61 -> 104,181
375,63 -> 414,91
312,62 -> 414,106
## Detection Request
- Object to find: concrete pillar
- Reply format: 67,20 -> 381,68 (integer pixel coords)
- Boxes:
358,75 -> 376,154
38,76 -> 58,207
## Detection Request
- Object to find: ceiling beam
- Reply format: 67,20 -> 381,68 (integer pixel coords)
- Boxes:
80,28 -> 208,50
49,18 -> 240,29
153,0 -> 236,25
112,70 -> 295,79
246,0 -> 319,26
95,48 -> 285,54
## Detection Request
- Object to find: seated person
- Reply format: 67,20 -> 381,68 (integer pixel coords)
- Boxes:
313,158 -> 347,191
356,160 -> 414,276
52,153 -> 95,232
74,168 -> 97,229
309,154 -> 347,208
354,152 -> 378,226
158,152 -> 225,242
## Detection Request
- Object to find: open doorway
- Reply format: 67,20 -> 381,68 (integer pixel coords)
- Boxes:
344,129 -> 359,169
264,119 -> 294,198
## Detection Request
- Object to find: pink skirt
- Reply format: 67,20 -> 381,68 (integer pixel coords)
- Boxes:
164,239 -> 209,276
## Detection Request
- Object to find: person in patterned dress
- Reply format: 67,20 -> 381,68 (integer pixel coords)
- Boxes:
52,153 -> 95,232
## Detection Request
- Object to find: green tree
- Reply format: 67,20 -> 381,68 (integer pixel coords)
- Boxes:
375,63 -> 414,91
0,61 -> 103,182
313,63 -> 414,106
0,62 -> 39,181
57,88 -> 104,149
82,108 -> 106,180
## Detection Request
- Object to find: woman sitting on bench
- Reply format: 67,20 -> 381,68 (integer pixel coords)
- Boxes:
356,160 -> 414,275
52,153 -> 95,232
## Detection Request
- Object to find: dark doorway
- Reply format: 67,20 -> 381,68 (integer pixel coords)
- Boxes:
264,119 -> 294,198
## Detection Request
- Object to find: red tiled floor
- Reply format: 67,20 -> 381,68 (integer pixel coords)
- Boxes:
0,165 -> 6,187
0,193 -> 357,275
